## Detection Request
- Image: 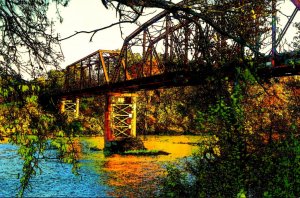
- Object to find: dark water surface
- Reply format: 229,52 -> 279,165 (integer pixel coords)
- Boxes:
0,136 -> 203,197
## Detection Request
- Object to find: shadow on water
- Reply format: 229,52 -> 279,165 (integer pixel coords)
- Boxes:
0,135 -> 203,197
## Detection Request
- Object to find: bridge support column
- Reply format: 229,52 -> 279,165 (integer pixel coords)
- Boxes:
104,93 -> 139,150
60,97 -> 66,114
75,97 -> 80,118
59,97 -> 80,119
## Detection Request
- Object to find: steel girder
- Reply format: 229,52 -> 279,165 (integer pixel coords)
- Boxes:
60,1 -> 299,96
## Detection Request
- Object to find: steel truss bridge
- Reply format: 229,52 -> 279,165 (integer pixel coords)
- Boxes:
56,0 -> 300,145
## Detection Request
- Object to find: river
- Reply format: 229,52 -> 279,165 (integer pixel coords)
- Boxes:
0,135 -> 204,197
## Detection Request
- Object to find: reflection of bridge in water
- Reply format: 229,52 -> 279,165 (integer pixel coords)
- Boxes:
56,1 -> 300,147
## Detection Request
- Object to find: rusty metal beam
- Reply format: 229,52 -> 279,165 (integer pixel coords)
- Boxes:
99,51 -> 110,83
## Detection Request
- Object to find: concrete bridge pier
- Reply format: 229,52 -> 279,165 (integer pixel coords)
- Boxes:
104,93 -> 143,152
60,97 -> 80,118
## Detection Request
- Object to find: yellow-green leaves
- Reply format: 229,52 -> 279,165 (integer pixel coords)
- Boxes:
26,95 -> 38,103
0,87 -> 10,97
18,84 -> 41,95
20,85 -> 29,92
237,189 -> 247,198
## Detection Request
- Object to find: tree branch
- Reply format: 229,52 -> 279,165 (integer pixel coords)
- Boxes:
109,0 -> 269,56
59,17 -> 140,42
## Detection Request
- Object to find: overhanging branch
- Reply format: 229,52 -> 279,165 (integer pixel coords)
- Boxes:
59,14 -> 140,42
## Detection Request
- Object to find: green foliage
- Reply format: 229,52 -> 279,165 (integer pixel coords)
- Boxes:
50,137 -> 80,174
123,149 -> 169,155
137,87 -> 206,134
161,72 -> 300,197
45,70 -> 65,91
0,76 -> 84,197
80,101 -> 89,111
16,136 -> 45,197
161,164 -> 192,197
124,149 -> 158,154
6,100 -> 50,197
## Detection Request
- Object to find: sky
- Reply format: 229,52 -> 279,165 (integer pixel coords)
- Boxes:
50,0 -> 127,66
51,0 -> 300,69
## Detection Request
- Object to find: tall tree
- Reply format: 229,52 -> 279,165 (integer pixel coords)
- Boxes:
0,0 -> 69,78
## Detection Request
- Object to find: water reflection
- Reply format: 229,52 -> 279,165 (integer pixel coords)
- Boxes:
0,135 -> 202,197
103,155 -> 164,197
82,135 -> 203,197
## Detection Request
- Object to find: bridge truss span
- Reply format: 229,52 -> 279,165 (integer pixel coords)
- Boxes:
113,6 -> 248,84
57,0 -> 300,145
64,1 -> 270,94
62,1 -> 300,96
64,50 -> 121,92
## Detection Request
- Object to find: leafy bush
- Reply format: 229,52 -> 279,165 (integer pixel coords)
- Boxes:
160,73 -> 300,197
161,133 -> 300,197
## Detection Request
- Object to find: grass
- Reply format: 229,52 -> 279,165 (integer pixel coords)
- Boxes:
123,149 -> 170,156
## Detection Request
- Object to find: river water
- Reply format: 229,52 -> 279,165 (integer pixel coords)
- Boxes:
0,135 -> 203,197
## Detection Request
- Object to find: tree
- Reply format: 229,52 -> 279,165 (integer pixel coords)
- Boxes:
0,2 -> 83,196
0,0 -> 69,78
293,22 -> 300,50
160,69 -> 300,197
100,0 -> 271,53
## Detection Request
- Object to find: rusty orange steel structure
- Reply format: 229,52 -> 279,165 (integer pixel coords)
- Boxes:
59,0 -> 300,145
63,4 -> 299,96
105,93 -> 137,142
